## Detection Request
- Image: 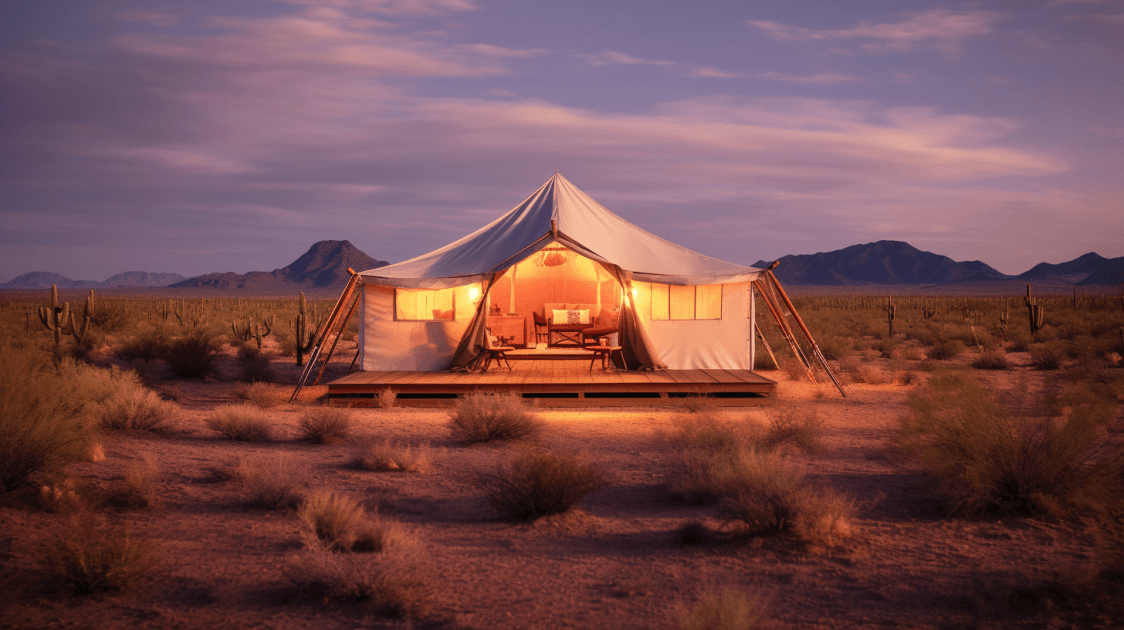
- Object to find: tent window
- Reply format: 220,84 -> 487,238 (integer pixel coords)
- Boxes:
650,283 -> 722,320
395,288 -> 455,321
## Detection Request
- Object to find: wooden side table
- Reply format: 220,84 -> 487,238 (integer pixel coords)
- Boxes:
587,346 -> 623,371
488,315 -> 526,347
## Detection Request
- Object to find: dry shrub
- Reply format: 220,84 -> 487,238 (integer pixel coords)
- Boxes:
780,358 -> 808,382
297,407 -> 352,444
115,327 -> 169,362
163,330 -> 220,378
298,491 -> 385,553
1029,342 -> 1065,370
348,439 -> 432,473
208,456 -> 259,483
233,382 -> 286,408
105,453 -> 162,510
447,391 -> 541,444
206,404 -> 274,441
898,370 -> 918,386
715,450 -> 855,544
679,589 -> 764,630
40,515 -> 158,596
764,407 -> 822,453
37,478 -> 90,514
482,450 -> 609,520
972,348 -> 1009,370
903,346 -> 925,361
238,456 -> 307,510
90,387 -> 178,432
901,370 -> 1124,517
666,412 -> 761,454
928,339 -> 966,360
0,343 -> 91,493
377,387 -> 396,409
294,525 -> 429,615
237,344 -> 276,383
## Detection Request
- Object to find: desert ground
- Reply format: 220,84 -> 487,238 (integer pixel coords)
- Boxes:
2,331 -> 1122,630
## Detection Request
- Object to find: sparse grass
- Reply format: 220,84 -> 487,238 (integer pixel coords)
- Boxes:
901,370 -> 1124,517
297,407 -> 352,444
237,344 -> 276,383
679,589 -> 764,630
163,330 -> 220,378
90,387 -> 178,432
0,342 -> 91,493
763,407 -> 822,453
666,412 -> 761,455
208,457 -> 259,483
447,391 -> 541,443
377,387 -> 396,409
348,439 -> 432,473
232,381 -> 286,408
105,453 -> 162,510
780,358 -> 808,382
298,491 -> 385,553
241,455 -> 307,510
482,449 -> 609,520
39,516 -> 158,596
206,404 -> 274,441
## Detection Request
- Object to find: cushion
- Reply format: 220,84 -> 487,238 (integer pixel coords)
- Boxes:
552,309 -> 589,325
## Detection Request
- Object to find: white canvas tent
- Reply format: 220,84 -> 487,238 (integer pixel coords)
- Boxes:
356,173 -> 765,372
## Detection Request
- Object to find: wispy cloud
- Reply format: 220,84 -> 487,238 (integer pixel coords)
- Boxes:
578,51 -> 674,66
688,66 -> 741,78
279,0 -> 477,16
749,9 -> 1005,55
756,71 -> 860,84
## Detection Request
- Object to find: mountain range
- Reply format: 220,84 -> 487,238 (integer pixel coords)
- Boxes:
3,239 -> 1121,290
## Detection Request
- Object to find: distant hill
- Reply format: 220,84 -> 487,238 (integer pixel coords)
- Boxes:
1017,252 -> 1124,285
1,270 -> 183,289
170,240 -> 388,290
753,241 -> 1010,286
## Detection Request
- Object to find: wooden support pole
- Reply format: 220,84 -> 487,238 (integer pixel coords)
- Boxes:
312,290 -> 361,386
754,321 -> 780,370
763,268 -> 846,397
753,278 -> 817,384
290,269 -> 362,402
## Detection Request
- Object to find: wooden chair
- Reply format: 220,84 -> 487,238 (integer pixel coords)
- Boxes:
482,330 -> 514,371
532,311 -> 550,345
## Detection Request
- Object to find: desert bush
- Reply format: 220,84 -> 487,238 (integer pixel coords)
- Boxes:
903,345 -> 925,361
1029,342 -> 1065,370
89,387 -> 178,432
105,453 -> 162,510
163,330 -> 220,378
298,491 -> 384,553
242,455 -> 307,510
206,404 -> 274,441
447,391 -> 541,443
482,450 -> 609,519
763,407 -> 821,453
297,407 -> 352,444
816,335 -> 853,361
40,516 -> 158,596
898,370 -> 918,386
666,412 -> 761,455
237,343 -> 276,383
208,457 -> 259,483
348,439 -> 432,473
780,358 -> 808,381
928,338 -> 966,360
679,589 -> 763,630
901,370 -> 1124,516
0,343 -> 91,492
37,478 -> 91,514
233,381 -> 286,408
878,338 -> 900,359
115,327 -> 170,362
972,348 -> 1009,370
377,387 -> 396,409
295,524 -> 429,615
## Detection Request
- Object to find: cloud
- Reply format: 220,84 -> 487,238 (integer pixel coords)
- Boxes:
755,71 -> 860,84
688,66 -> 741,78
749,9 -> 1005,55
278,0 -> 477,16
579,51 -> 674,66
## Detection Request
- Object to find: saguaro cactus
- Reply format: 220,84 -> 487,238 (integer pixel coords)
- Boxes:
173,298 -> 207,328
1024,284 -> 1044,335
882,295 -> 896,339
232,315 -> 274,349
998,299 -> 1010,340
37,284 -> 70,345
292,293 -> 323,366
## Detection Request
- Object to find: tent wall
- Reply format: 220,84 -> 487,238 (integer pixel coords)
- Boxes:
359,283 -> 478,372
633,281 -> 753,370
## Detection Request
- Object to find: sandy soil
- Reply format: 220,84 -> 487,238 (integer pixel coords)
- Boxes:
1,347 -> 1120,630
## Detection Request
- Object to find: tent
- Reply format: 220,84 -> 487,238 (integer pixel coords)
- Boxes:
355,173 -> 765,372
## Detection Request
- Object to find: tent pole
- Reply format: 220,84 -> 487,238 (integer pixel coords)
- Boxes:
754,321 -> 780,370
312,289 -> 362,385
290,269 -> 361,402
754,279 -> 817,384
763,266 -> 846,397
346,348 -> 359,374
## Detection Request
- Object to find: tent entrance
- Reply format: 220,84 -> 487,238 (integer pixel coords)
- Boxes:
485,245 -> 624,348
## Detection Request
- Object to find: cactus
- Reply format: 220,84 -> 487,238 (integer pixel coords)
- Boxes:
1024,284 -> 1044,335
37,284 -> 70,345
231,315 -> 274,349
882,295 -> 896,339
67,311 -> 90,346
998,299 -> 1010,340
922,304 -> 937,319
173,298 -> 207,328
157,300 -> 170,323
292,293 -> 323,366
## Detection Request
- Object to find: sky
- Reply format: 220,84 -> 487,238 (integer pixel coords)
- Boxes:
1,0 -> 1122,282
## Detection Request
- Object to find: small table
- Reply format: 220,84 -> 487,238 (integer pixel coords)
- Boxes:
587,345 -> 623,372
549,323 -> 588,347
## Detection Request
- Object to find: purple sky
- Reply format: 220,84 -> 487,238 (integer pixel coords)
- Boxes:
2,0 -> 1122,281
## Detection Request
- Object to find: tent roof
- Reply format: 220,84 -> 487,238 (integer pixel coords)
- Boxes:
360,173 -> 761,287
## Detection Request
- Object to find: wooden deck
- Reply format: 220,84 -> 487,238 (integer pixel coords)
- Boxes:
326,359 -> 775,407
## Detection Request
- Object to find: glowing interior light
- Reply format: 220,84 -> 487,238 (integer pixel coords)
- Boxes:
469,287 -> 481,301
631,288 -> 639,297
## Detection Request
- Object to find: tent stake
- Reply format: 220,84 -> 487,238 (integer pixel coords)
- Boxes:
763,267 -> 846,397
